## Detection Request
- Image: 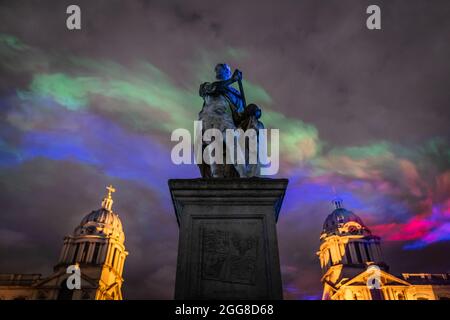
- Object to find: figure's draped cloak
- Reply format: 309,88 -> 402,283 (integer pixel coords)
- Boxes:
198,82 -> 244,133
198,82 -> 245,177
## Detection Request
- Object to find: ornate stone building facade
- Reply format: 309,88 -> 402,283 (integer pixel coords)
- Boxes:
0,186 -> 128,300
318,199 -> 450,300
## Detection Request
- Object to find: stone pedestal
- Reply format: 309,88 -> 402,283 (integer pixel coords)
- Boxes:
168,178 -> 288,300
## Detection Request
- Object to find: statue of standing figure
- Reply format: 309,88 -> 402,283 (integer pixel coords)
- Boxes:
198,63 -> 264,178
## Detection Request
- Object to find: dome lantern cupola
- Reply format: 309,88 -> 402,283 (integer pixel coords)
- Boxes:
332,197 -> 343,209
101,185 -> 115,211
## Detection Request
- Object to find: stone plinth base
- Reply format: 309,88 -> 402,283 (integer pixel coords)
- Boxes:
168,178 -> 288,300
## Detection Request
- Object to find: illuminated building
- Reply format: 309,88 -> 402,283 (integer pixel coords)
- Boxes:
0,186 -> 128,300
318,199 -> 450,300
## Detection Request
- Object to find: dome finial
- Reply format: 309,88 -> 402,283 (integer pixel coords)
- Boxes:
332,197 -> 343,209
101,185 -> 116,211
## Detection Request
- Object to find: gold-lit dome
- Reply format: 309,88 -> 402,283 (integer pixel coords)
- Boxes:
74,185 -> 124,242
321,199 -> 371,238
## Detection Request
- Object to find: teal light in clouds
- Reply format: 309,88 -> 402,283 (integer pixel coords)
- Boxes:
28,73 -> 98,110
0,33 -> 30,51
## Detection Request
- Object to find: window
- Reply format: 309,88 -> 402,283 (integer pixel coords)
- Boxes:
57,281 -> 73,300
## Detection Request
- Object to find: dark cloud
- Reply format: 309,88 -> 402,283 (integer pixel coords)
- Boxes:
0,0 -> 449,299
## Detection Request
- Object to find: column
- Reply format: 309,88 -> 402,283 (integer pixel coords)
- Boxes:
119,255 -> 125,275
369,242 -> 379,262
86,242 -> 95,263
339,243 -> 345,263
59,242 -> 68,263
78,243 -> 85,262
107,243 -> 115,266
359,242 -> 368,262
63,241 -> 72,263
104,242 -> 113,266
377,243 -> 383,262
116,255 -> 122,271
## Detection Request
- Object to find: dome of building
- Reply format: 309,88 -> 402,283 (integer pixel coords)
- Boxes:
73,185 -> 124,242
321,199 -> 370,237
79,208 -> 123,230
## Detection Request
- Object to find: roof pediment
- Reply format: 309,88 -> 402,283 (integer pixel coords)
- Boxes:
344,269 -> 411,287
33,269 -> 99,288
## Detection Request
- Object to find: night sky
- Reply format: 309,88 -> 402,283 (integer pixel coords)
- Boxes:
0,0 -> 449,299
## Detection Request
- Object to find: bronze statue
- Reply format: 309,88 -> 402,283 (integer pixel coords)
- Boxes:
198,64 -> 264,178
